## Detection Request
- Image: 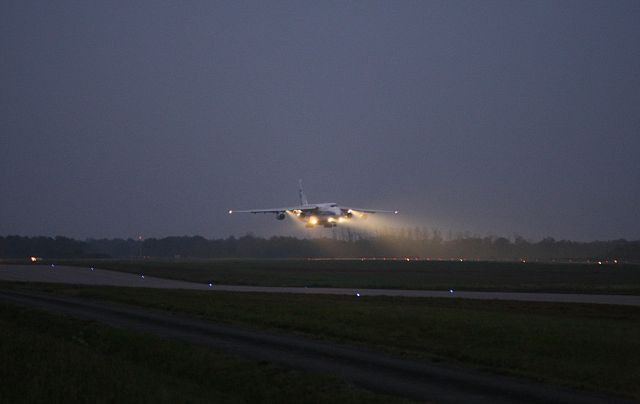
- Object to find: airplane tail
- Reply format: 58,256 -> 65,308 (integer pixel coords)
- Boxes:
298,179 -> 309,205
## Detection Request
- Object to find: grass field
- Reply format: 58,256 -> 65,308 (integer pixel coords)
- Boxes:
0,301 -> 408,404
17,258 -> 640,294
3,281 -> 639,400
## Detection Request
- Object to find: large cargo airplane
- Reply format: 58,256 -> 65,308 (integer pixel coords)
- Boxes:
229,181 -> 398,228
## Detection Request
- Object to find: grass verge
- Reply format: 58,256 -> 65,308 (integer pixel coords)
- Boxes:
0,300 -> 409,403
3,281 -> 639,400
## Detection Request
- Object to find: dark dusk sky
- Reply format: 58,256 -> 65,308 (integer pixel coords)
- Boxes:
1,1 -> 639,241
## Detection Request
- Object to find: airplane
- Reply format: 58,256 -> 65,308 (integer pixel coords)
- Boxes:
229,180 -> 398,228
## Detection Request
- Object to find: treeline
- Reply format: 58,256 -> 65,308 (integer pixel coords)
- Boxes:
1,235 -> 639,261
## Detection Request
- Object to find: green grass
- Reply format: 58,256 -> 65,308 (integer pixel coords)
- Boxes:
19,258 -> 640,293
0,301 -> 408,404
4,281 -> 640,400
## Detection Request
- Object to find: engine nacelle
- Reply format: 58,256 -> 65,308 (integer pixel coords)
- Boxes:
276,212 -> 286,220
346,212 -> 353,218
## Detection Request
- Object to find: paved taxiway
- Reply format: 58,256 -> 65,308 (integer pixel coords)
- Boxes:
1,264 -> 640,306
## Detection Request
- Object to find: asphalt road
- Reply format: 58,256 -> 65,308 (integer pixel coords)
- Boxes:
2,264 -> 640,306
0,289 -> 631,404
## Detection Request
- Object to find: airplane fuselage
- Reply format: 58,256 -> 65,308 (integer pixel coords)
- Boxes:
314,203 -> 342,216
294,203 -> 347,227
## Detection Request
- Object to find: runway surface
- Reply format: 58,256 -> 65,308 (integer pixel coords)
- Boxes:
0,289 -> 629,404
2,264 -> 640,306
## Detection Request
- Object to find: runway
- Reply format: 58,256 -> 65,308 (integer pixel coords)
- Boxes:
2,264 -> 640,306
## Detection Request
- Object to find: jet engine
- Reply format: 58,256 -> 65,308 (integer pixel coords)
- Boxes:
276,212 -> 286,220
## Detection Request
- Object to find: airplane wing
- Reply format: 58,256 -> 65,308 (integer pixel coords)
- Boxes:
229,205 -> 317,214
340,207 -> 399,214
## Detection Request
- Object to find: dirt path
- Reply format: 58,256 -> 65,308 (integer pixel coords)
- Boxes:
0,289 -> 630,404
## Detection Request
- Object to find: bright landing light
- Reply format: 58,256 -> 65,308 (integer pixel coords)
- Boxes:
309,216 -> 318,225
